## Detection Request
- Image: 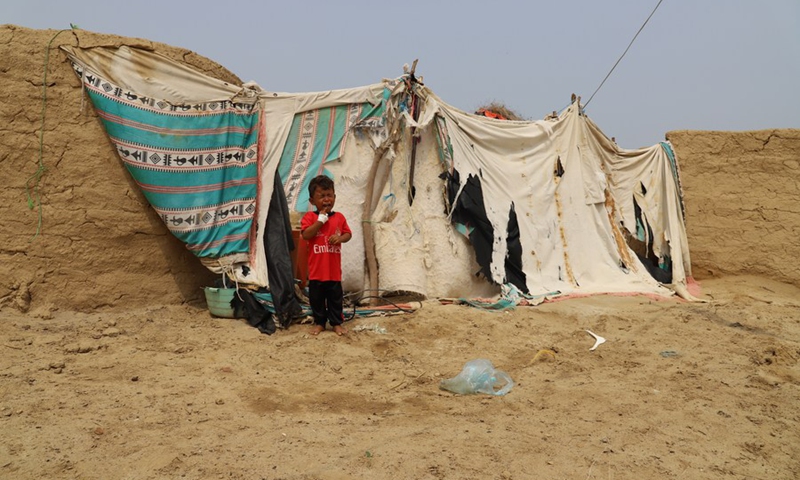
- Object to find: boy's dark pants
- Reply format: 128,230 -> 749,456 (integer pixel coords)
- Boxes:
308,280 -> 344,327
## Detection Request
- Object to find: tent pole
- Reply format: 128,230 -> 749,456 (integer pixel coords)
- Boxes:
362,144 -> 390,306
407,60 -> 420,206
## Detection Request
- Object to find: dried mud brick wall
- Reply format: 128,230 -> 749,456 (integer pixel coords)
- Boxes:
668,129 -> 800,287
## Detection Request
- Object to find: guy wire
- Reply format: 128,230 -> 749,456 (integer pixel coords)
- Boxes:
584,0 -> 665,108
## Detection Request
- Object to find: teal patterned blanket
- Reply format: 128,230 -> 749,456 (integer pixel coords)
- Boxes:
71,62 -> 260,258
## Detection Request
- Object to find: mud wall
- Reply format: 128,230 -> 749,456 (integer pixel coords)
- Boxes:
0,26 -> 241,313
668,129 -> 800,287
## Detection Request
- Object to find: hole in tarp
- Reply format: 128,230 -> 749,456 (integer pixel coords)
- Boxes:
503,202 -> 527,294
555,157 -> 564,177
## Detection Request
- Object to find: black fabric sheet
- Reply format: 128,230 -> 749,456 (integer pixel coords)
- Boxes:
444,169 -> 528,294
264,174 -> 304,328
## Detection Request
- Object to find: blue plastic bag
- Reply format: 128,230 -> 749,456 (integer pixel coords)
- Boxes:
439,359 -> 514,396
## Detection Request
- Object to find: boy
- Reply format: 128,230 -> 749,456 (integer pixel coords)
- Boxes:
300,175 -> 352,336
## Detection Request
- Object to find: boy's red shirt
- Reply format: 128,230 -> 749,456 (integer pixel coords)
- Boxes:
300,211 -> 352,282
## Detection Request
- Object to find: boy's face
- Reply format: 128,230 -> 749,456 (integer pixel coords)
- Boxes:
311,187 -> 335,213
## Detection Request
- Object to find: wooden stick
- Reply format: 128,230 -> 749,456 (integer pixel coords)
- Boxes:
362,146 -> 386,306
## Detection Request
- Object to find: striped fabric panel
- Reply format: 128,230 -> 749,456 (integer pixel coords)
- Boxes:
279,90 -> 388,212
660,142 -> 686,220
73,63 -> 260,258
279,105 -> 351,211
433,116 -> 454,168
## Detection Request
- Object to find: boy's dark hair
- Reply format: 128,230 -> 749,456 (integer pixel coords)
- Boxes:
308,175 -> 334,197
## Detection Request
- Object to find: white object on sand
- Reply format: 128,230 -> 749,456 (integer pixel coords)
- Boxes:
586,330 -> 606,351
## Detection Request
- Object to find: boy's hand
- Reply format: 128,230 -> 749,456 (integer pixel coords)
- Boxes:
328,230 -> 350,245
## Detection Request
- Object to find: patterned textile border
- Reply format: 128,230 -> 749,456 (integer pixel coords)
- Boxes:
70,63 -> 260,258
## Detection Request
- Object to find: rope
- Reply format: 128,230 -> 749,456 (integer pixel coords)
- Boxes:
584,0 -> 664,108
25,27 -> 75,239
217,263 -> 243,301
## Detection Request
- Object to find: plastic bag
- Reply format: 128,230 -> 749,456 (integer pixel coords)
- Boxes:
439,359 -> 514,396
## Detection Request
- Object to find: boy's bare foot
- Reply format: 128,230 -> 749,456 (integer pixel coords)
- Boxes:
333,325 -> 347,336
309,325 -> 324,336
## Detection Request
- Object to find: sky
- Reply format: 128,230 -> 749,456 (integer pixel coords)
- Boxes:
4,0 -> 799,148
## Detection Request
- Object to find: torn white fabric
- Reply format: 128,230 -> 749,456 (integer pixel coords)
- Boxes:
62,45 -> 693,300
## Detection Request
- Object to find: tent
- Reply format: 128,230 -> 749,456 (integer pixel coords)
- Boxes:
61,45 -> 695,314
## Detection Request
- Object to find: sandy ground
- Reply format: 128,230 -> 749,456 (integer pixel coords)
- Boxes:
1,275 -> 799,480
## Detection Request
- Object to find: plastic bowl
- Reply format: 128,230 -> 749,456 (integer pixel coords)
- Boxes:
204,287 -> 237,318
